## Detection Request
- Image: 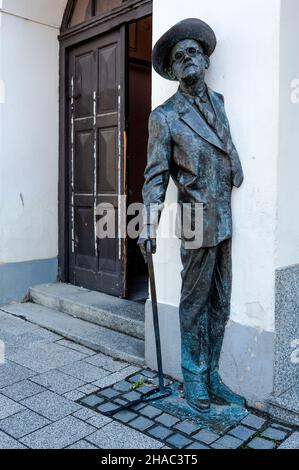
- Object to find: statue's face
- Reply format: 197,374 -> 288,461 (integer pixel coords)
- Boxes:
169,39 -> 209,83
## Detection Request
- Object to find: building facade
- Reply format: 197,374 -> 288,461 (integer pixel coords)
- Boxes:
0,0 -> 299,419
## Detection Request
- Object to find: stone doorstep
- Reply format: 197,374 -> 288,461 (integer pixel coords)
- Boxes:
0,303 -> 145,367
29,283 -> 145,340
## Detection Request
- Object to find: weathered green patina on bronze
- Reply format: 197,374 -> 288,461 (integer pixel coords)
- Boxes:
139,18 -> 245,413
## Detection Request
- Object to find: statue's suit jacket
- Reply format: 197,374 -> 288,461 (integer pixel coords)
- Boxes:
142,88 -> 244,248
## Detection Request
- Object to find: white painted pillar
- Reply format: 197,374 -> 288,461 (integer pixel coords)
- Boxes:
0,0 -> 67,304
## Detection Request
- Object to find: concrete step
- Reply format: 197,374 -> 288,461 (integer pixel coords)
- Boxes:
268,383 -> 299,426
0,302 -> 145,367
29,283 -> 145,340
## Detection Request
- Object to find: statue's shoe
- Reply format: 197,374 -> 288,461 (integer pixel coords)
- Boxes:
184,381 -> 211,414
209,372 -> 246,407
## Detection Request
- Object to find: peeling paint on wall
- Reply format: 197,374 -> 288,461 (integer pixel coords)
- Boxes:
117,83 -> 122,261
71,76 -> 75,254
93,90 -> 98,257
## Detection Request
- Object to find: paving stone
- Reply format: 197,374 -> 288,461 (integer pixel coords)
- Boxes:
123,391 -> 142,402
12,326 -> 62,343
97,402 -> 120,414
64,390 -> 85,401
140,405 -> 163,419
67,440 -> 98,449
0,380 -> 46,401
0,394 -> 25,419
211,435 -> 243,449
128,374 -> 145,383
174,420 -> 202,435
86,421 -> 163,449
130,416 -> 154,431
0,430 -> 26,449
113,381 -> 132,393
73,408 -> 99,421
86,414 -> 112,429
0,310 -> 39,335
0,362 -> 36,388
134,385 -> 157,395
272,423 -> 293,432
229,425 -> 256,441
85,354 -> 129,372
241,414 -> 266,430
0,409 -> 51,439
30,369 -> 85,394
279,432 -> 299,449
261,427 -> 287,441
166,433 -> 192,449
113,398 -> 127,405
247,437 -> 276,450
0,319 -> 61,354
187,442 -> 210,450
30,328 -> 63,342
77,384 -> 100,395
156,413 -> 180,428
21,416 -> 96,449
131,402 -> 147,411
141,370 -> 157,379
8,342 -> 86,373
148,426 -> 174,440
92,366 -> 140,389
21,390 -> 80,421
80,394 -> 105,407
193,430 -> 220,445
59,362 -> 110,383
99,388 -> 120,399
114,410 -> 138,423
56,339 -> 96,356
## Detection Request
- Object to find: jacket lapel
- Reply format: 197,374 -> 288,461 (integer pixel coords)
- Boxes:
177,91 -> 227,153
207,88 -> 227,125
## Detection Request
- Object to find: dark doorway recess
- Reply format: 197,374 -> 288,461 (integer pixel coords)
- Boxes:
59,0 -> 152,302
127,16 -> 152,302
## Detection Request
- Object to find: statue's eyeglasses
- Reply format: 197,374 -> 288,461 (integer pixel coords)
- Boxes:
171,47 -> 202,65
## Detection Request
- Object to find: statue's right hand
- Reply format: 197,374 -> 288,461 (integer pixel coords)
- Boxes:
137,237 -> 157,263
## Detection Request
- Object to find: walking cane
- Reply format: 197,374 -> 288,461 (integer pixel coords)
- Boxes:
103,240 -> 171,417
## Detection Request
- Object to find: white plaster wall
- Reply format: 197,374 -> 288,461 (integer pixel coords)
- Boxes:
2,0 -> 66,27
0,0 -> 67,263
152,0 -> 281,332
276,0 -> 299,268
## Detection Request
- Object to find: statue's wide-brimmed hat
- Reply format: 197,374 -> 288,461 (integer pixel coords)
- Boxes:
153,18 -> 217,81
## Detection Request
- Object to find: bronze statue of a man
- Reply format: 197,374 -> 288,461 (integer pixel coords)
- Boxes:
138,18 -> 245,413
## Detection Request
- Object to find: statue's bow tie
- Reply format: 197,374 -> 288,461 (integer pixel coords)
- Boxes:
195,94 -> 208,104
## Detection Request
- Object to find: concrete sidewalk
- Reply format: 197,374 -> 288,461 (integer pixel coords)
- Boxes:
0,307 -> 298,449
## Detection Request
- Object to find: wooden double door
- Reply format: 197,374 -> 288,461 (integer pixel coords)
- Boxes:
68,29 -> 127,297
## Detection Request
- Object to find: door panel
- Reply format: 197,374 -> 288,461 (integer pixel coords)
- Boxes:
74,131 -> 94,193
68,28 -> 127,297
98,44 -> 118,112
98,127 -> 118,192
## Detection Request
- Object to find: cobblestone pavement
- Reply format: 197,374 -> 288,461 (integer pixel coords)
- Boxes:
0,309 -> 298,450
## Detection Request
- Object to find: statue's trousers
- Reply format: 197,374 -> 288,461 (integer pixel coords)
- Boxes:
179,238 -> 232,384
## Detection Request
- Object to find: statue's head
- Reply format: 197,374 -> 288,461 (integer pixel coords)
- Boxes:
168,38 -> 210,85
152,18 -> 216,82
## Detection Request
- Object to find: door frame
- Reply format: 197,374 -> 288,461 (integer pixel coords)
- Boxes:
58,0 -> 152,283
